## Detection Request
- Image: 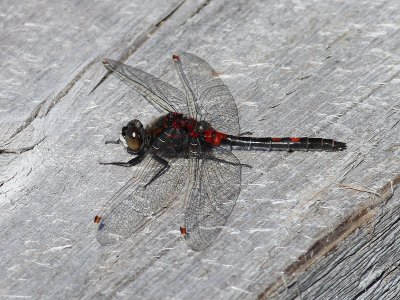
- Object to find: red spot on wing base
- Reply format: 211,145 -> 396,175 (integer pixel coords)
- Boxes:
290,137 -> 301,142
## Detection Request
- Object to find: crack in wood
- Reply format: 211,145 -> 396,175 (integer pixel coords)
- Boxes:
4,100 -> 46,143
0,137 -> 46,154
258,174 -> 400,299
42,59 -> 98,117
189,0 -> 210,19
337,183 -> 381,197
155,0 -> 186,27
89,1 -> 188,95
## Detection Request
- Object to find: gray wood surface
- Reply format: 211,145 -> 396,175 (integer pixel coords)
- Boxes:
266,184 -> 400,299
1,0 -> 399,299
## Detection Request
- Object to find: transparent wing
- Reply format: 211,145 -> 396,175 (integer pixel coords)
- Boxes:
183,147 -> 242,251
103,59 -> 188,114
96,153 -> 189,245
173,51 -> 240,135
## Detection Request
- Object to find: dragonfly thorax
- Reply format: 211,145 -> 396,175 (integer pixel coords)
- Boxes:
143,113 -> 218,158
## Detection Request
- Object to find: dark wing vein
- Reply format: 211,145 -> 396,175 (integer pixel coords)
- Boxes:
183,147 -> 242,251
173,51 -> 240,134
103,59 -> 188,114
96,153 -> 189,245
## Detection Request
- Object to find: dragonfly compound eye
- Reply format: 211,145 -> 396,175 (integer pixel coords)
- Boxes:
123,119 -> 146,153
125,127 -> 143,152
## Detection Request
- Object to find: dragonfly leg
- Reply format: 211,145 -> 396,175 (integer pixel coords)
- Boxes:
144,155 -> 170,188
105,139 -> 120,145
207,156 -> 252,169
239,131 -> 253,136
100,152 -> 145,167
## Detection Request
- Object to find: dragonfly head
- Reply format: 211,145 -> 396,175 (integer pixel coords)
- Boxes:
120,120 -> 146,155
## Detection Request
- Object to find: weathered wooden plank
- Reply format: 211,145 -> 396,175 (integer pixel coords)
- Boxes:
1,0 -> 399,299
0,0 -> 186,142
265,182 -> 400,299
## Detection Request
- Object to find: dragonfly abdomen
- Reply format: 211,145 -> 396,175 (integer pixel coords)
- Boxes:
221,135 -> 346,151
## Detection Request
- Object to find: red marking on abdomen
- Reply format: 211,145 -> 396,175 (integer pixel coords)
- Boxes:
203,130 -> 227,146
272,137 -> 282,142
173,54 -> 180,61
290,137 -> 301,142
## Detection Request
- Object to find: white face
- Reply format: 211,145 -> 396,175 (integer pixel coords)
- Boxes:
119,133 -> 128,149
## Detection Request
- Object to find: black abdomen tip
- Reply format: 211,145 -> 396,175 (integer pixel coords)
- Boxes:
335,141 -> 347,151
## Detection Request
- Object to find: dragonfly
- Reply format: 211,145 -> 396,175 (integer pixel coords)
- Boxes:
94,52 -> 346,251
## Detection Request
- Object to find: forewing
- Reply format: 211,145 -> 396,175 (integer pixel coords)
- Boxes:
96,154 -> 189,245
103,59 -> 188,114
173,51 -> 240,134
183,147 -> 242,251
